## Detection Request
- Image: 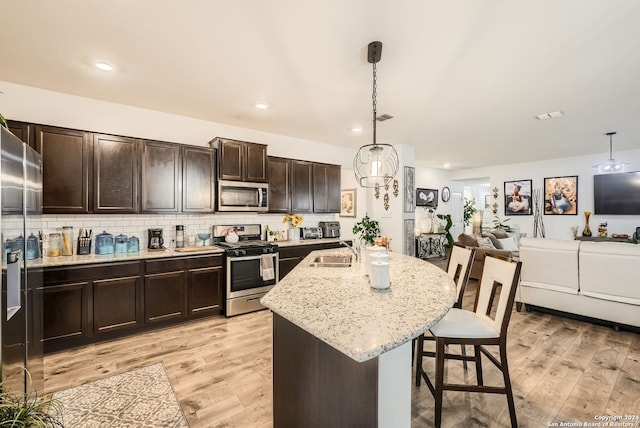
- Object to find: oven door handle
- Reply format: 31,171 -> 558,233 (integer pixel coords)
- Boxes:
228,254 -> 277,262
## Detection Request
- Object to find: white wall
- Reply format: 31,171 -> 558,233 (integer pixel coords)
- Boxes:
450,149 -> 640,240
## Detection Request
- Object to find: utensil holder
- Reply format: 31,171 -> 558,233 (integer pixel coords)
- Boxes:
77,237 -> 92,255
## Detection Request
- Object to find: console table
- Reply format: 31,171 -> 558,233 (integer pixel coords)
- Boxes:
416,233 -> 446,259
575,236 -> 630,243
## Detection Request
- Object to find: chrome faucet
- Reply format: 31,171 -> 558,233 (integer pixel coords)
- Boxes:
340,240 -> 360,262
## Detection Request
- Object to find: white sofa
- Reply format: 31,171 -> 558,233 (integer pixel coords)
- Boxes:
517,237 -> 640,329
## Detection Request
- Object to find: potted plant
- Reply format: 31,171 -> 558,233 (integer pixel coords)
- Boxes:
352,213 -> 380,246
0,384 -> 63,427
436,213 -> 454,248
0,113 -> 8,129
491,216 -> 513,232
463,199 -> 476,227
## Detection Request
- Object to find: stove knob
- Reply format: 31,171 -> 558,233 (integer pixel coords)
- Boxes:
233,250 -> 241,257
240,249 -> 247,256
262,247 -> 268,254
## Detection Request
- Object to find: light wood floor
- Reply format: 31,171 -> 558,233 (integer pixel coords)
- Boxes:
44,275 -> 640,427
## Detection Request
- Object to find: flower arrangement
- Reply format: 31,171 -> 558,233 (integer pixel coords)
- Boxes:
283,213 -> 304,228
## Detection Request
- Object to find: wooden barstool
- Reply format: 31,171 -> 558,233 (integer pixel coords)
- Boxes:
415,243 -> 475,384
420,254 -> 522,428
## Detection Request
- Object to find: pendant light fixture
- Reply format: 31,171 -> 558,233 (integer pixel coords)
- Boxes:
593,132 -> 629,174
354,41 -> 399,188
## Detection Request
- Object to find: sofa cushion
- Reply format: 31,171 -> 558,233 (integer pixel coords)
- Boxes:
481,232 -> 501,249
489,229 -> 509,239
497,236 -> 519,252
477,236 -> 496,249
519,237 -> 580,292
458,233 -> 478,247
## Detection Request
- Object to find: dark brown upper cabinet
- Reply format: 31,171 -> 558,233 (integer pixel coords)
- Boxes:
93,134 -> 138,213
182,146 -> 216,213
313,163 -> 341,213
267,156 -> 291,213
140,141 -> 181,213
7,120 -> 35,149
291,160 -> 313,213
36,125 -> 91,214
211,137 -> 267,182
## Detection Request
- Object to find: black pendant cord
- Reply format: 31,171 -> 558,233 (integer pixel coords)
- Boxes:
372,62 -> 377,147
606,131 -> 616,159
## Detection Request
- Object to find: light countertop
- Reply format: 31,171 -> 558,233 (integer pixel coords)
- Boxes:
23,238 -> 347,268
260,248 -> 456,362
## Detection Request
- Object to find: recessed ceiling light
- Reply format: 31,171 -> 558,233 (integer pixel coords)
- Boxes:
443,162 -> 451,169
535,110 -> 563,120
255,102 -> 269,110
95,62 -> 114,72
351,126 -> 363,133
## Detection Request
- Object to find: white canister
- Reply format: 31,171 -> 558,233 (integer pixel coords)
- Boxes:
364,246 -> 387,276
370,261 -> 390,290
368,252 -> 389,278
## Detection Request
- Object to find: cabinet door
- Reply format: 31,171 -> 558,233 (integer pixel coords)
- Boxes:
93,276 -> 142,335
140,141 -> 180,213
42,281 -> 90,346
93,134 -> 138,213
188,266 -> 223,316
291,160 -> 313,213
279,257 -> 302,280
144,271 -> 188,323
219,140 -> 243,181
7,120 -> 34,149
313,163 -> 342,213
245,142 -> 268,182
267,157 -> 291,212
182,146 -> 215,212
36,126 -> 91,213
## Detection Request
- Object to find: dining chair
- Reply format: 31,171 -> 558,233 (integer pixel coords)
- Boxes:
419,254 -> 522,428
414,243 -> 475,385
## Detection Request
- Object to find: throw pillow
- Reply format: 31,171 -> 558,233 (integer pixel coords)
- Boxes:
482,232 -> 501,249
476,236 -> 496,249
489,229 -> 509,239
458,233 -> 478,247
497,236 -> 519,252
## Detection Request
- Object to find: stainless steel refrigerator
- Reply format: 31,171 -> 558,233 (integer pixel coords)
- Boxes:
1,126 -> 43,394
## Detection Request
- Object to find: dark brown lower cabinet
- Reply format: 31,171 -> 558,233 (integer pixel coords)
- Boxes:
42,281 -> 90,348
43,255 -> 224,353
144,270 -> 189,323
278,241 -> 349,280
93,275 -> 143,334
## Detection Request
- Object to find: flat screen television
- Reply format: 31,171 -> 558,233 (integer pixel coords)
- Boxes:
593,171 -> 640,215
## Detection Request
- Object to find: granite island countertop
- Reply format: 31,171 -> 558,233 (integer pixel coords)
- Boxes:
261,247 -> 456,362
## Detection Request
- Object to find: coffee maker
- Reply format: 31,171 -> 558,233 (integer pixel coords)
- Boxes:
148,228 -> 164,249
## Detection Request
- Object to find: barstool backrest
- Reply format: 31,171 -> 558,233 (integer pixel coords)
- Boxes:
475,254 -> 522,336
446,243 -> 475,307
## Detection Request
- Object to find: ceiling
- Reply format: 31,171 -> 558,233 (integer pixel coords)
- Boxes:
1,1 -> 639,170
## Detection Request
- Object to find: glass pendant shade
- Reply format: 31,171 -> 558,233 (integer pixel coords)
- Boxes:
593,132 -> 629,174
354,143 -> 399,187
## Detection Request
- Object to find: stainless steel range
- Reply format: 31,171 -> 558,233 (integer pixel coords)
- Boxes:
213,224 -> 278,317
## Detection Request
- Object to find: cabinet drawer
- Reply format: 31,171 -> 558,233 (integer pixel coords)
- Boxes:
44,261 -> 141,284
145,255 -> 223,273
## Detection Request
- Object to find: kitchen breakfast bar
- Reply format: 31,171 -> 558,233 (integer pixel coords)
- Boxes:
261,248 -> 456,428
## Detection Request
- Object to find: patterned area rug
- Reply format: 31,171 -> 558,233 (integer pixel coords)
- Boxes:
53,363 -> 188,427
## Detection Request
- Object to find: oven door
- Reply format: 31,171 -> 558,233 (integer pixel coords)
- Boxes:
226,253 -> 279,299
217,180 -> 269,212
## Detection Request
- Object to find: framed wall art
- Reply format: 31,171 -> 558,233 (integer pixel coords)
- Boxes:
404,166 -> 415,213
340,189 -> 357,217
404,219 -> 415,256
544,176 -> 578,215
416,188 -> 438,208
504,179 -> 532,216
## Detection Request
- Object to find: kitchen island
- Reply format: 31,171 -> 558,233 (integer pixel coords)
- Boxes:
261,248 -> 455,428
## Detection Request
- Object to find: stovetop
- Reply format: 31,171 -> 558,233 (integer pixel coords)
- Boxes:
216,240 -> 273,249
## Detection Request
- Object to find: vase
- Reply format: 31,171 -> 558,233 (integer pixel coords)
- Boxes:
582,211 -> 592,237
287,228 -> 300,241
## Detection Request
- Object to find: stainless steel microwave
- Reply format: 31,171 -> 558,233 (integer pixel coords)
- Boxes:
217,180 -> 269,212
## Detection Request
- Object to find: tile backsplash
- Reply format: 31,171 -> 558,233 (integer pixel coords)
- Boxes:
6,212 -> 339,253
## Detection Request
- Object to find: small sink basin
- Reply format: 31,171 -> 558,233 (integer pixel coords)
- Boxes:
309,255 -> 353,268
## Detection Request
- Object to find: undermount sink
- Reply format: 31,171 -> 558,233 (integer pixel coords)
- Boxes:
309,255 -> 353,268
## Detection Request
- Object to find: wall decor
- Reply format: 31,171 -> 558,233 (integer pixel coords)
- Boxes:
404,219 -> 415,256
504,179 -> 532,216
374,184 -> 380,199
393,179 -> 399,198
416,188 -> 438,208
403,167 -> 415,212
492,186 -> 499,199
383,193 -> 390,210
543,176 -> 578,215
339,189 -> 357,217
533,188 -> 546,237
441,186 -> 450,202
